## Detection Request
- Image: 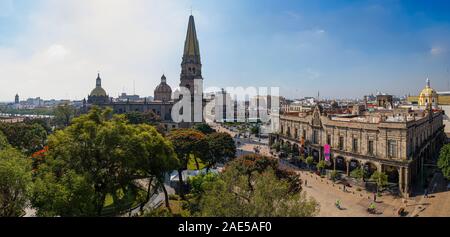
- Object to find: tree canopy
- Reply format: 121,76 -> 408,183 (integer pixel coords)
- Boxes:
190,155 -> 318,217
203,132 -> 236,170
193,123 -> 216,135
438,144 -> 450,180
31,107 -> 178,216
0,145 -> 32,217
0,122 -> 47,154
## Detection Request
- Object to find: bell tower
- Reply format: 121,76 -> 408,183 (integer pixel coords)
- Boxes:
180,15 -> 203,95
177,14 -> 204,126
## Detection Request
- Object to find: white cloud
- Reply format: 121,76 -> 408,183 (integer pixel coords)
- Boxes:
0,0 -> 196,101
430,46 -> 446,56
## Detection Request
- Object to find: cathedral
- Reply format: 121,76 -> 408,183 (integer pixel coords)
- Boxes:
86,15 -> 203,129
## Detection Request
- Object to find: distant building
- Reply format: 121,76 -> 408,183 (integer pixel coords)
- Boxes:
118,93 -> 140,102
15,94 -> 19,104
377,94 -> 393,109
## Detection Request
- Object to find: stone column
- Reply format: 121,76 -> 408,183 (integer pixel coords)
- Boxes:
398,167 -> 404,195
377,163 -> 382,174
405,168 -> 410,197
346,160 -> 350,176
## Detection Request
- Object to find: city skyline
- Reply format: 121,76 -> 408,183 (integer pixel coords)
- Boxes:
1,0 -> 450,101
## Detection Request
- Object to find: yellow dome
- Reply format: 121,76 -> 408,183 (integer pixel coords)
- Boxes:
90,87 -> 107,97
418,78 -> 438,107
419,87 -> 437,97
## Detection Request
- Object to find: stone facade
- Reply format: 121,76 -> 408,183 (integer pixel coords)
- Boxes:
270,105 -> 445,197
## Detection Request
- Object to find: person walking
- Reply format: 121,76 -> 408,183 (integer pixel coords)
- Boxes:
424,188 -> 429,198
373,192 -> 377,202
304,179 -> 308,188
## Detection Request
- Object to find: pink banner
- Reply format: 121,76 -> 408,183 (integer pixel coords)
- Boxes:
324,144 -> 331,161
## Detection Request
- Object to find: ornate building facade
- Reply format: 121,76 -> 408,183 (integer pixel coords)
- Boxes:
85,15 -> 204,129
270,105 -> 445,197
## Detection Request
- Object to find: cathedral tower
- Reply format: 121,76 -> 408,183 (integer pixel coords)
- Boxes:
180,15 -> 203,95
178,15 -> 204,126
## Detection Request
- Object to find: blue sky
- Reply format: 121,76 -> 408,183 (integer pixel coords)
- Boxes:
0,0 -> 450,101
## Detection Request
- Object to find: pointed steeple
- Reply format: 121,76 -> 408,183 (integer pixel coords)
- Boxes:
96,73 -> 102,87
183,15 -> 201,62
180,15 -> 203,81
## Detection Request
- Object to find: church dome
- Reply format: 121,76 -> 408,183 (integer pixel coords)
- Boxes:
418,78 -> 438,107
89,73 -> 108,97
90,87 -> 107,97
419,86 -> 437,98
154,74 -> 172,102
155,83 -> 172,94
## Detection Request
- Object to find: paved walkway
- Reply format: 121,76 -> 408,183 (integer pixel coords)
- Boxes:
411,173 -> 450,217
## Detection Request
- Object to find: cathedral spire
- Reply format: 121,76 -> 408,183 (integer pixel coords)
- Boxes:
96,73 -> 102,87
183,15 -> 201,61
180,15 -> 203,81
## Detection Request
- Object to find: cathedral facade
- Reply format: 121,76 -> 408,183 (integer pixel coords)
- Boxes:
85,15 -> 204,129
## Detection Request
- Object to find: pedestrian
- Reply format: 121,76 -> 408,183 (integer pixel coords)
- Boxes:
373,192 -> 377,202
305,179 -> 308,188
424,188 -> 428,198
343,184 -> 346,192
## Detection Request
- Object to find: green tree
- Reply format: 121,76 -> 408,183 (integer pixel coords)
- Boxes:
227,154 -> 302,193
204,132 -> 236,171
0,122 -> 47,154
32,107 -> 176,216
370,171 -> 388,194
281,143 -> 292,155
317,160 -> 326,174
305,156 -> 314,170
167,129 -> 207,197
195,167 -> 319,217
193,123 -> 216,135
125,111 -> 161,125
271,142 -> 281,152
351,167 -> 365,180
31,170 -> 97,217
53,103 -> 76,128
24,118 -> 52,134
0,147 -> 32,217
132,124 -> 179,211
250,124 -> 260,137
438,144 -> 450,180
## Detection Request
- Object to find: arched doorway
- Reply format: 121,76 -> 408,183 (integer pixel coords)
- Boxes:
384,165 -> 399,184
312,149 -> 320,163
335,156 -> 346,171
364,162 -> 377,177
349,159 -> 360,172
293,144 -> 300,156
